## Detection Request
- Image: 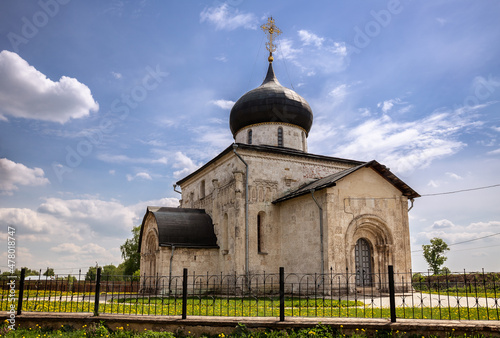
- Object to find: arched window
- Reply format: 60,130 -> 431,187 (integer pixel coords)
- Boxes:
277,127 -> 283,147
355,238 -> 372,286
257,212 -> 265,253
223,213 -> 229,253
200,180 -> 205,199
247,129 -> 252,145
302,131 -> 306,151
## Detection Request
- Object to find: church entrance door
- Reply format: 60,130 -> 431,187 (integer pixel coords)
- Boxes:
355,238 -> 372,286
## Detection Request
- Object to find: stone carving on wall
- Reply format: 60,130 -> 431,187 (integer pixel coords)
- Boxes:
249,179 -> 278,203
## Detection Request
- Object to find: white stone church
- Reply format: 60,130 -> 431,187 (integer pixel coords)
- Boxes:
138,21 -> 419,289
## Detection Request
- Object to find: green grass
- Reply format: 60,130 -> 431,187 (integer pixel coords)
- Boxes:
0,322 -> 492,338
2,296 -> 500,320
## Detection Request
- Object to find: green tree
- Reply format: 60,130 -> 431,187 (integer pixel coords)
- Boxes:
43,267 -> 55,276
85,264 -> 124,281
1,267 -> 39,278
120,225 -> 141,275
85,266 -> 98,281
422,237 -> 450,274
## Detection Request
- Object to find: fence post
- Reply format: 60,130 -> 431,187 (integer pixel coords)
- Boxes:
388,265 -> 396,323
279,267 -> 285,321
16,268 -> 26,315
93,267 -> 101,316
182,268 -> 188,319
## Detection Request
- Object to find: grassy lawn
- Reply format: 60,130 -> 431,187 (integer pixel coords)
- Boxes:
2,297 -> 499,320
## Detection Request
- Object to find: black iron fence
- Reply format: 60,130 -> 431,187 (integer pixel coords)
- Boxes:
1,266 -> 499,321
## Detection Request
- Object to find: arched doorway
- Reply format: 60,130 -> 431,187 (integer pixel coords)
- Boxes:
355,238 -> 372,286
143,231 -> 158,292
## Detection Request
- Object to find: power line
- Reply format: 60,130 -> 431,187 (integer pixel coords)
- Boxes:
412,231 -> 500,252
448,232 -> 500,247
421,183 -> 500,197
451,244 -> 500,253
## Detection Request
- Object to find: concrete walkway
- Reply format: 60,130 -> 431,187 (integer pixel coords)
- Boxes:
349,292 -> 500,309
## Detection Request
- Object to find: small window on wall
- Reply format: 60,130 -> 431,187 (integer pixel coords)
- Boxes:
302,131 -> 306,151
200,180 -> 205,199
277,127 -> 283,147
257,212 -> 266,253
248,129 -> 253,145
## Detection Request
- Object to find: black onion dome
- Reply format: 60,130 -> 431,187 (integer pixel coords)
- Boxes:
229,63 -> 313,136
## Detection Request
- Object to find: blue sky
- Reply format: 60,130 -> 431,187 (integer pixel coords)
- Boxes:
0,0 -> 499,274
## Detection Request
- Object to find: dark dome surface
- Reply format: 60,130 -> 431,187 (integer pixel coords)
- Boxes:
229,63 -> 313,136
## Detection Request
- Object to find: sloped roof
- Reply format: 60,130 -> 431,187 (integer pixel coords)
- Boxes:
138,207 -> 219,251
272,160 -> 420,204
176,143 -> 364,186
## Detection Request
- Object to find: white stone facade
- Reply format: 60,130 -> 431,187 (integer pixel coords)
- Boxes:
140,144 -> 415,292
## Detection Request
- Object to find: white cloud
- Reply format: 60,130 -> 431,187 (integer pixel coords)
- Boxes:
215,55 -> 228,62
359,108 -> 372,117
200,4 -> 257,31
328,84 -> 348,101
436,17 -> 448,26
127,197 -> 180,218
0,208 -> 55,235
97,154 -> 168,165
379,101 -> 394,113
308,121 -> 337,147
487,148 -> 500,155
298,30 -> 324,47
332,107 -> 478,173
427,180 -> 440,188
208,117 -> 225,124
430,219 -> 456,229
466,221 -> 500,231
111,71 -> 122,79
0,158 -> 49,195
126,172 -> 152,181
278,31 -> 348,75
193,126 -> 233,149
446,172 -> 463,180
109,170 -> 116,175
173,152 -> 201,179
377,98 -> 407,114
210,99 -> 235,110
37,198 -> 136,236
0,51 -> 99,123
51,242 -> 107,255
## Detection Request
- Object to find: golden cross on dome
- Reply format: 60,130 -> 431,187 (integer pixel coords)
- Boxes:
261,17 -> 282,63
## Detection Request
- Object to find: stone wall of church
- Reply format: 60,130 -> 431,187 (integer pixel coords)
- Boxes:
175,147 -> 412,288
234,123 -> 307,152
176,146 -> 359,277
157,247 -> 221,277
277,192 -> 323,273
326,167 -> 412,289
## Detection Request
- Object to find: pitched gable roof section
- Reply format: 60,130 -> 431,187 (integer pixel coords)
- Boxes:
138,207 -> 219,251
272,160 -> 420,204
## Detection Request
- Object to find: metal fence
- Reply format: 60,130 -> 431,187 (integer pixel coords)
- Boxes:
1,266 -> 499,321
